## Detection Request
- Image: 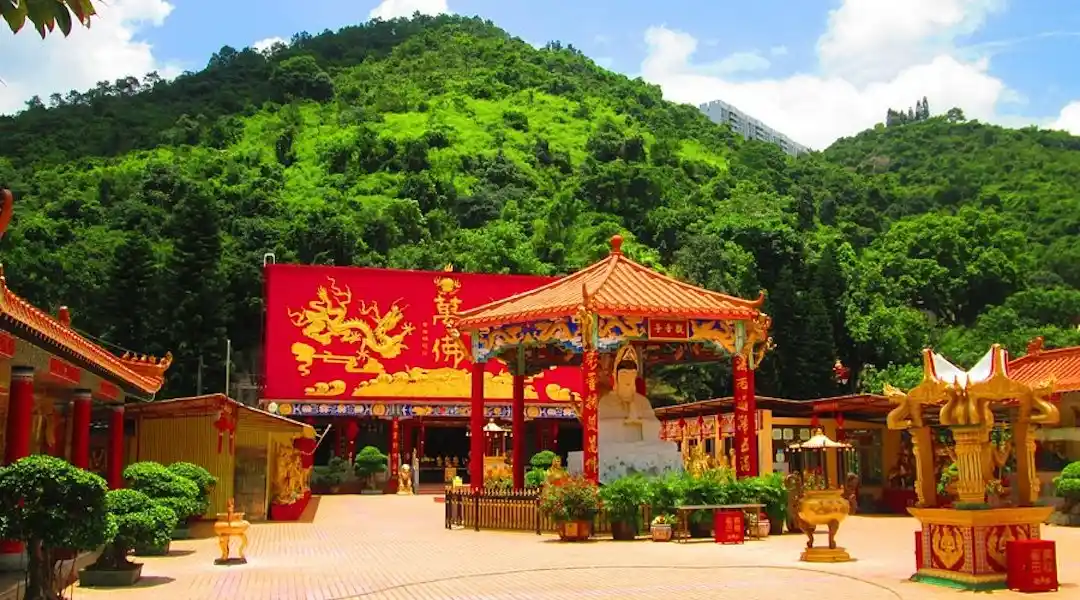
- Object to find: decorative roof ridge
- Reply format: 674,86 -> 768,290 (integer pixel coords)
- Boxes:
601,248 -> 767,311
121,351 -> 174,378
0,261 -> 169,394
456,258 -> 608,322
1010,343 -> 1080,366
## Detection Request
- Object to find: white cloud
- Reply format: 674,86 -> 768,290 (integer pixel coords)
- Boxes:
640,0 -> 1075,149
712,51 -> 770,75
1051,101 -> 1080,134
769,45 -> 788,57
0,0 -> 179,114
253,37 -> 286,53
369,0 -> 449,20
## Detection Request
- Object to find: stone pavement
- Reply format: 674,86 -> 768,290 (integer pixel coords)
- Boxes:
72,495 -> 1079,600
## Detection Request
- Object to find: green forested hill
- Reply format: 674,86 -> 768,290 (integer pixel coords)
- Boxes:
0,14 -> 1077,401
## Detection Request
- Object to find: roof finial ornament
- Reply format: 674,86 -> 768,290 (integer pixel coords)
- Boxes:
609,234 -> 623,255
1026,336 -> 1044,356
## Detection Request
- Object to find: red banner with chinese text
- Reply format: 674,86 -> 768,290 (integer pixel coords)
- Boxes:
733,355 -> 758,477
263,264 -> 582,402
581,350 -> 599,482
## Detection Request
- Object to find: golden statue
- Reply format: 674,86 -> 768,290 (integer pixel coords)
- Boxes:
272,445 -> 307,505
398,464 -> 414,495
686,443 -> 710,477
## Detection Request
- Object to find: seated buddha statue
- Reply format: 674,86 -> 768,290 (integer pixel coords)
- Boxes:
569,345 -> 684,483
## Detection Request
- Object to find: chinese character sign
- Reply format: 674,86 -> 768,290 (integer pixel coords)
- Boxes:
581,349 -> 600,483
263,264 -> 582,402
733,354 -> 758,477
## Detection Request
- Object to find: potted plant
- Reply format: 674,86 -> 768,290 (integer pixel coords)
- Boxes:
650,514 -> 676,542
80,489 -> 178,587
530,450 -> 557,470
598,475 -> 647,540
1052,461 -> 1080,525
314,456 -> 352,493
749,473 -> 788,535
0,456 -> 115,600
167,462 -> 217,522
123,461 -> 201,550
539,475 -> 600,541
354,446 -> 389,493
682,470 -> 728,538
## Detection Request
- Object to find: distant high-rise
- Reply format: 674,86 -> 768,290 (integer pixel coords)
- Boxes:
699,99 -> 808,156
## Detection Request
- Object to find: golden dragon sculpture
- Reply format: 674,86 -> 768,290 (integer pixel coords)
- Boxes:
288,277 -> 415,359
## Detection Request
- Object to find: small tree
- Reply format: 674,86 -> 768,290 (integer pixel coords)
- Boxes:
530,450 -> 556,469
353,446 -> 388,490
91,489 -> 177,571
123,461 -> 201,523
1053,461 -> 1080,513
0,456 -> 115,600
167,462 -> 217,516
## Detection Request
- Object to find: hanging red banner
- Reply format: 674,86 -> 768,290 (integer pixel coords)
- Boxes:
733,354 -> 758,477
389,417 -> 400,486
581,350 -> 600,483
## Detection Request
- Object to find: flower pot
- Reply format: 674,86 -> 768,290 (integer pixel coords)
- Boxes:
756,520 -> 771,538
79,563 -> 143,588
650,523 -> 673,542
610,520 -> 638,541
557,520 -> 592,541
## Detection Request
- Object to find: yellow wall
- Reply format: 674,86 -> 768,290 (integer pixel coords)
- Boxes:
130,415 -> 235,518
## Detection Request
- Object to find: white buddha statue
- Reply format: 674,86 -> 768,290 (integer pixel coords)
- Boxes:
569,345 -> 684,483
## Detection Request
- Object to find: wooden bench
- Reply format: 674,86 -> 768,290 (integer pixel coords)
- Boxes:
674,503 -> 765,542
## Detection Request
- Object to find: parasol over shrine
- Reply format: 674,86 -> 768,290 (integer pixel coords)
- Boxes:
455,234 -> 772,487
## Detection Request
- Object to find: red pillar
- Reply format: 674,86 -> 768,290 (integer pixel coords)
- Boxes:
733,355 -> 759,477
581,350 -> 599,483
511,373 -> 526,489
469,361 -> 486,489
388,417 -> 400,493
107,406 -> 125,488
4,366 -> 34,464
70,389 -> 92,469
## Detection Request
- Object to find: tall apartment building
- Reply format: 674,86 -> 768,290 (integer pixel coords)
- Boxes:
699,99 -> 809,156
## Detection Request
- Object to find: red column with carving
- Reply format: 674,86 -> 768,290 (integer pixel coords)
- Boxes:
388,417 -> 400,493
469,361 -> 486,489
733,354 -> 759,477
70,389 -> 92,469
511,373 -> 526,489
4,366 -> 34,464
107,406 -> 125,489
581,350 -> 600,483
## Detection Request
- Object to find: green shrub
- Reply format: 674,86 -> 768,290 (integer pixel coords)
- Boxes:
598,475 -> 648,524
93,489 -> 178,570
0,456 -> 116,599
353,446 -> 388,489
167,462 -> 217,515
1054,460 -> 1080,509
646,473 -> 684,516
525,468 -> 547,488
529,450 -> 556,469
123,461 -> 202,521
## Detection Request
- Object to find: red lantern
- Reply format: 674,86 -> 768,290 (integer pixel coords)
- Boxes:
678,418 -> 686,432
212,401 -> 237,454
810,414 -> 820,429
697,415 -> 705,439
835,412 -> 845,441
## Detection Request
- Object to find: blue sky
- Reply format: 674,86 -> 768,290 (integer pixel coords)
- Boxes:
1,0 -> 1078,147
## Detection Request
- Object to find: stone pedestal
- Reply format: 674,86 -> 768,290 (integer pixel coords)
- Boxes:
908,506 -> 1054,590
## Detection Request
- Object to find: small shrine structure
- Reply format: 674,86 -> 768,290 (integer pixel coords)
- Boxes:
884,344 -> 1059,590
454,235 -> 772,487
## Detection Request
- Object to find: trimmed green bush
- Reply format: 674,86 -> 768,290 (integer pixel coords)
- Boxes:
93,489 -> 178,570
353,446 -> 388,490
167,462 -> 217,515
123,461 -> 201,521
529,450 -> 557,469
0,455 -> 115,600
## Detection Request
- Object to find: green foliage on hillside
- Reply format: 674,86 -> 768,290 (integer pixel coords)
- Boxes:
0,14 -> 1077,401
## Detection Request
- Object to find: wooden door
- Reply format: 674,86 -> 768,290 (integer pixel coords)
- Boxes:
233,443 -> 268,521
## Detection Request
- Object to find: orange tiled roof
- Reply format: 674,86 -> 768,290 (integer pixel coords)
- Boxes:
1008,339 -> 1080,393
457,235 -> 765,329
0,265 -> 170,395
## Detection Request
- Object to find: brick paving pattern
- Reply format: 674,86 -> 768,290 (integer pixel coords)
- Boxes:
71,495 -> 1078,600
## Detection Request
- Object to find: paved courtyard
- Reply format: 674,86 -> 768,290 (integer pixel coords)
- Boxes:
65,495 -> 1077,600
